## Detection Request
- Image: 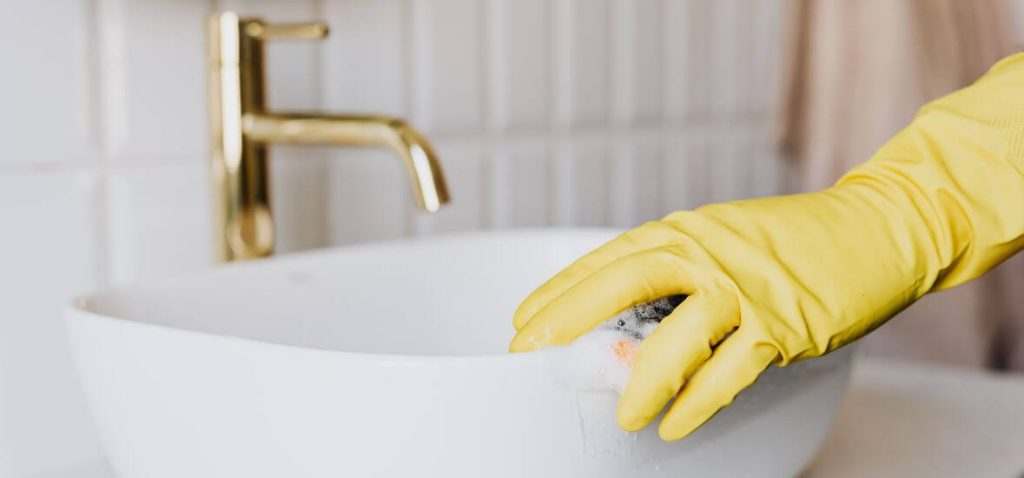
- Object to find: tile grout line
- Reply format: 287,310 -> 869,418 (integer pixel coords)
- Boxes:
549,0 -> 573,226
401,0 -> 418,238
659,0 -> 682,217
311,0 -> 330,249
651,0 -> 668,220
317,0 -> 337,245
608,0 -> 634,227
478,0 -> 495,135
0,117 -> 778,174
87,0 -> 113,289
480,0 -> 499,230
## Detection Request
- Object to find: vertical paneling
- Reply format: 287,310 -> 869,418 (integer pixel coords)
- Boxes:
0,0 -> 94,165
411,0 -> 483,133
609,0 -> 633,126
487,0 -> 549,130
551,0 -> 613,226
662,0 -> 710,121
99,0 -> 211,161
661,134 -> 694,211
609,140 -> 636,227
553,0 -> 611,127
750,0 -> 787,117
551,141 -> 574,224
322,0 -> 406,114
326,150 -> 410,244
106,161 -> 213,285
708,0 -> 743,117
633,1 -> 666,124
271,148 -> 330,253
322,0 -> 410,244
750,130 -> 784,198
611,0 -> 663,125
611,138 -> 663,227
553,140 -> 610,226
634,138 -> 667,222
489,143 -> 550,227
707,132 -> 737,203
0,172 -> 104,476
707,129 -> 748,203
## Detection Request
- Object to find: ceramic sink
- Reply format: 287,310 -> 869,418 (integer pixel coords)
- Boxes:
66,229 -> 852,477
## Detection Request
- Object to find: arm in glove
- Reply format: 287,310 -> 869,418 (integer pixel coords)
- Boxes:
510,53 -> 1024,441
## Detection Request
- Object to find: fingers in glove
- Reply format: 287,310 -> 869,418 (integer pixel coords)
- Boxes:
657,330 -> 778,441
509,246 -> 695,352
616,292 -> 740,431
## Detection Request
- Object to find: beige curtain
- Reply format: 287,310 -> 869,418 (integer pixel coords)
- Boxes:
781,0 -> 1024,369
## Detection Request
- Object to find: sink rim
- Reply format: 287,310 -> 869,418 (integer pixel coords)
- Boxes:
67,227 -> 626,363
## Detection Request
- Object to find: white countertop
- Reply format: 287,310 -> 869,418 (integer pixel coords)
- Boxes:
806,357 -> 1024,477
66,357 -> 1024,478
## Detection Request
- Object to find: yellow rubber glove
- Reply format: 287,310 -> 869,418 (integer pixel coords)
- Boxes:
510,53 -> 1024,441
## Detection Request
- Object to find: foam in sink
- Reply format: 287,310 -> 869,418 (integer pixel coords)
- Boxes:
564,295 -> 685,393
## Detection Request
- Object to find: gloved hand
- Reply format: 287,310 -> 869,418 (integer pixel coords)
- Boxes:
510,53 -> 1024,441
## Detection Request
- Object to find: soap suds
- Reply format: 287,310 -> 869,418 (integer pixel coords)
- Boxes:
562,296 -> 684,393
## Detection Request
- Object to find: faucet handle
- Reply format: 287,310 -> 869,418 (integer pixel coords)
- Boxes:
243,21 -> 329,41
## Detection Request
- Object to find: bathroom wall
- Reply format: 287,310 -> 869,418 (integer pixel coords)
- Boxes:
11,0 -> 1009,475
0,3 -> 782,476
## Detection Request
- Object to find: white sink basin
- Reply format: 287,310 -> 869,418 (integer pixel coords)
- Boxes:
66,229 -> 852,478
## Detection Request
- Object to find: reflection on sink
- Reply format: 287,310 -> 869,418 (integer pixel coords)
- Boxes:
66,229 -> 852,478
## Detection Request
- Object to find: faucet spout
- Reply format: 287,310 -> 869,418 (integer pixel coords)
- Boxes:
244,113 -> 449,212
209,13 -> 451,261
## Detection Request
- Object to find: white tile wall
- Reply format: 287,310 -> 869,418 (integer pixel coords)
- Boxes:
610,0 -> 664,125
487,0 -> 549,130
489,141 -> 552,227
99,0 -> 213,161
609,138 -> 663,226
552,0 -> 612,127
412,0 -> 485,133
661,133 -> 701,210
0,0 -> 795,475
662,0 -> 710,120
270,147 -> 331,252
322,0 -> 411,244
322,0 -> 405,114
1,1 -> 95,165
553,139 -> 611,226
326,149 -> 411,243
0,172 -> 105,476
105,160 -> 214,285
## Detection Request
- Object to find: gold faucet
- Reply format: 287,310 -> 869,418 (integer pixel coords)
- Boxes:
208,12 -> 450,261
